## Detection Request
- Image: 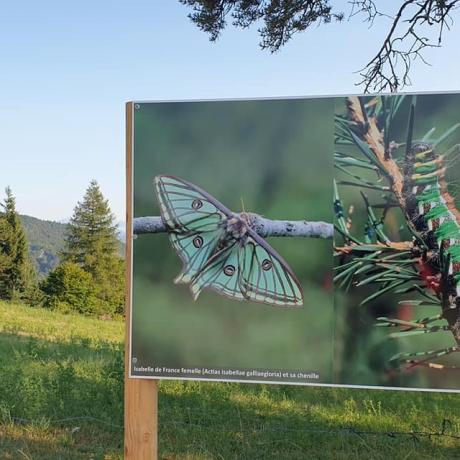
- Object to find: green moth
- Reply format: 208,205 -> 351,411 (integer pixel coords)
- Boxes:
154,175 -> 303,306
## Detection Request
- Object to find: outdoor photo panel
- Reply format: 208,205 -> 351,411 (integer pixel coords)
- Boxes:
130,97 -> 334,385
129,94 -> 460,391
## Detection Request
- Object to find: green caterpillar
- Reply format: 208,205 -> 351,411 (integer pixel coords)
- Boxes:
403,142 -> 460,306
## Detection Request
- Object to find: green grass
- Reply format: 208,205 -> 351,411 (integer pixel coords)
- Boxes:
0,301 -> 459,459
0,301 -> 124,459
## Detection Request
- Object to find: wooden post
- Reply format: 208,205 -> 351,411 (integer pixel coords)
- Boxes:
125,102 -> 159,459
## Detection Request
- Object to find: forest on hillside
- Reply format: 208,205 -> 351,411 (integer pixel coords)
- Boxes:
20,215 -> 125,276
0,184 -> 125,316
20,215 -> 67,275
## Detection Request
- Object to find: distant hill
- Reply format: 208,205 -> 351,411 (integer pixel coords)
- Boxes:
20,215 -> 126,276
20,215 -> 67,276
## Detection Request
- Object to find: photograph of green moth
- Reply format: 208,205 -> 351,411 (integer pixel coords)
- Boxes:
129,97 -> 334,385
154,174 -> 303,306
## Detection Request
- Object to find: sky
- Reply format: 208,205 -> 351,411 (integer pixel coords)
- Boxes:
1,1 -> 460,222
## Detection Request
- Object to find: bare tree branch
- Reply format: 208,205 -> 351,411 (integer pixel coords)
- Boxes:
133,215 -> 333,239
351,0 -> 458,92
180,0 -> 459,92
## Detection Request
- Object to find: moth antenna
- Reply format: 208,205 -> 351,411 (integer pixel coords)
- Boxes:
240,196 -> 246,213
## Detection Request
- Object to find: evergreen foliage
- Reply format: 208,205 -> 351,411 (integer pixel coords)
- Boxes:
58,180 -> 125,315
19,215 -> 124,277
62,180 -> 118,268
20,215 -> 67,275
0,187 -> 37,301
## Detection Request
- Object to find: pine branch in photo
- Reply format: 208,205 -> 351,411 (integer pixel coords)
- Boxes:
335,94 -> 460,372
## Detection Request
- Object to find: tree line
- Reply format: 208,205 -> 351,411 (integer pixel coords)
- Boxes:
0,181 -> 125,316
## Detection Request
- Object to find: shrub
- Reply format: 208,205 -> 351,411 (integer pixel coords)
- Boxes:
41,262 -> 98,314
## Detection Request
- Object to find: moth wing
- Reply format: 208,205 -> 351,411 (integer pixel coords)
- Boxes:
189,241 -> 246,301
169,230 -> 224,284
154,175 -> 232,232
154,175 -> 233,281
239,231 -> 303,306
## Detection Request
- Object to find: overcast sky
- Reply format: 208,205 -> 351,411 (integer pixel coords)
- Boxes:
1,1 -> 460,222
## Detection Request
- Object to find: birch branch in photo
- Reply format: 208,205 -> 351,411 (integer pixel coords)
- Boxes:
133,215 -> 333,239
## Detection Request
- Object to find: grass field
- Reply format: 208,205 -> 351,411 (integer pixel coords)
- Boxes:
0,301 -> 459,459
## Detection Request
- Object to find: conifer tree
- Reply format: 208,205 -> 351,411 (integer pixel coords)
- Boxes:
0,187 -> 37,300
61,180 -> 124,314
0,218 -> 13,285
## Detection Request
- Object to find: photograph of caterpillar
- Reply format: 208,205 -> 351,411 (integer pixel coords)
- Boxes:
334,93 -> 460,391
403,142 -> 460,305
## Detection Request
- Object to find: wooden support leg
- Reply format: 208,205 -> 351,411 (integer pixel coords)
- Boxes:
124,378 -> 158,459
125,101 -> 159,459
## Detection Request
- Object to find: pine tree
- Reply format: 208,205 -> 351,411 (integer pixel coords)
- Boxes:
0,218 -> 13,282
61,180 -> 124,314
0,187 -> 37,300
